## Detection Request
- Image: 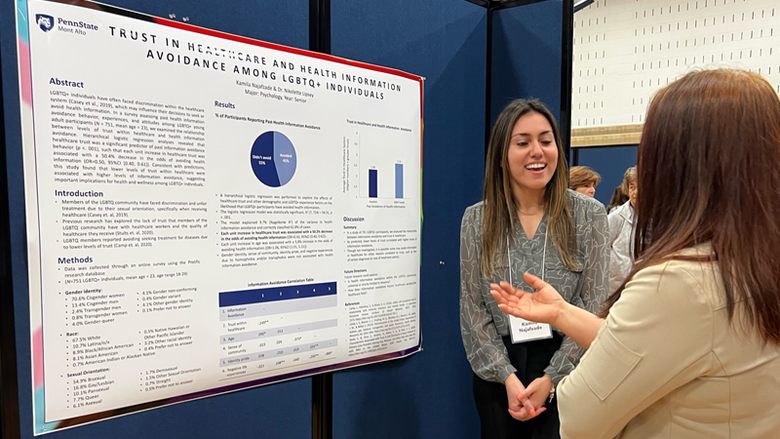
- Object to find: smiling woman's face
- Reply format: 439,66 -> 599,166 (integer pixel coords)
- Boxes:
506,112 -> 558,197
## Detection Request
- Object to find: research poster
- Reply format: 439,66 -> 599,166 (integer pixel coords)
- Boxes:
17,0 -> 422,433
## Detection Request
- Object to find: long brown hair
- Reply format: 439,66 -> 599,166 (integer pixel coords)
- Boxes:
481,99 -> 576,278
601,69 -> 780,345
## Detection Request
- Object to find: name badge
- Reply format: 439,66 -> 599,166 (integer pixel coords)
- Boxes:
506,229 -> 553,344
509,315 -> 552,343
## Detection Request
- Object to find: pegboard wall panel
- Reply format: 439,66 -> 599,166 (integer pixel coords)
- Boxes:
572,0 -> 780,128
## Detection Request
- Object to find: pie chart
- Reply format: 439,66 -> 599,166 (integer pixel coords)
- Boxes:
250,131 -> 297,187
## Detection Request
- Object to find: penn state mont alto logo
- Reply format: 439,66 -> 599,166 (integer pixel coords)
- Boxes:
36,14 -> 55,32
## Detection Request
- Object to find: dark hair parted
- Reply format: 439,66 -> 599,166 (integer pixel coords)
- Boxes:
481,99 -> 576,278
600,69 -> 780,345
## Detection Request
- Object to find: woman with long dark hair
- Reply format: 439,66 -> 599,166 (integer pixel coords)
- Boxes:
491,69 -> 780,438
460,99 -> 609,438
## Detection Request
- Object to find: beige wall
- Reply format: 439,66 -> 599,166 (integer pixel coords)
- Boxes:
572,0 -> 780,132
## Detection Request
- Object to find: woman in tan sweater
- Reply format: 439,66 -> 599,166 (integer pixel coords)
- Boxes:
490,69 -> 780,439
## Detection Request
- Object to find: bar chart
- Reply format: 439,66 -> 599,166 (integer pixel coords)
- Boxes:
366,163 -> 404,199
368,168 -> 378,198
395,163 -> 403,198
342,133 -> 407,199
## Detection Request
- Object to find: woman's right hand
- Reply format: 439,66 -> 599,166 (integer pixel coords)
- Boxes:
490,272 -> 566,326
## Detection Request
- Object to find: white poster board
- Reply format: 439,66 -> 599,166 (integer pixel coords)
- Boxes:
17,0 -> 422,433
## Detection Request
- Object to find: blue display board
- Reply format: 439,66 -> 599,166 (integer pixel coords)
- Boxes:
330,0 -> 487,437
491,0 -> 564,124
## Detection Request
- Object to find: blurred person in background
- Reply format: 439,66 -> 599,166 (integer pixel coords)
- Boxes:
607,166 -> 637,293
606,185 -> 628,214
568,166 -> 600,198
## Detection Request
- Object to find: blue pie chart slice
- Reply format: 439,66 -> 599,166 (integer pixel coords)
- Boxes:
251,131 -> 297,187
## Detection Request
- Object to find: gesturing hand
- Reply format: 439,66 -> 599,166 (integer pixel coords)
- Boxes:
490,272 -> 565,326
